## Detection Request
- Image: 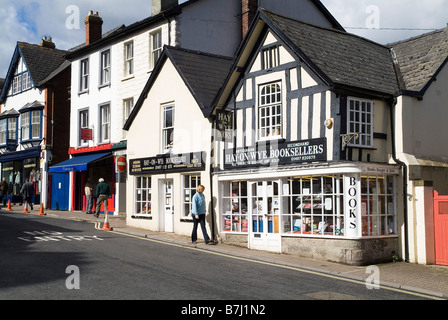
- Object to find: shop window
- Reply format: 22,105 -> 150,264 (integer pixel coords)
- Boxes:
135,176 -> 151,216
347,98 -> 373,148
182,174 -> 201,219
361,175 -> 396,236
258,82 -> 282,140
281,175 -> 344,236
222,181 -> 248,233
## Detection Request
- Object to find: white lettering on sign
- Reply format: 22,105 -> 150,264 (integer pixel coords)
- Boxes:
17,230 -> 104,242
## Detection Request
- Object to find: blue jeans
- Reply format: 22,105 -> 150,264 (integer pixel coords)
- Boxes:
191,214 -> 210,243
86,195 -> 93,213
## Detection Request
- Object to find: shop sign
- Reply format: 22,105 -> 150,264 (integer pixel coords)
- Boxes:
224,138 -> 326,169
344,174 -> 361,238
80,128 -> 93,140
129,151 -> 205,175
6,139 -> 17,152
216,110 -> 233,141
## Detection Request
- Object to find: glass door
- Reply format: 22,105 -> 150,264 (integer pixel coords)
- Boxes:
249,180 -> 282,252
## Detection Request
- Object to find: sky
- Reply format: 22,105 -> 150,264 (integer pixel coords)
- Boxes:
0,0 -> 446,78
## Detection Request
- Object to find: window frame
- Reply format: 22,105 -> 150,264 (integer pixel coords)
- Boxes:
182,174 -> 201,220
262,46 -> 280,70
150,30 -> 162,70
99,103 -> 111,144
347,97 -> 373,148
79,58 -> 89,93
134,176 -> 152,216
124,41 -> 134,76
99,49 -> 111,86
78,109 -> 89,147
161,103 -> 175,153
258,81 -> 283,140
20,110 -> 42,142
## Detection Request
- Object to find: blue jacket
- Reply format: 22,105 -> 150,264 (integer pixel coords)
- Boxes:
191,192 -> 206,216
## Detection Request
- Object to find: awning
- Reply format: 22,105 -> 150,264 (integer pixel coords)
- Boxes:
49,152 -> 110,173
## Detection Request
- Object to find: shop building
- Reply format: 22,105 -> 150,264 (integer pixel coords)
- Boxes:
55,0 -> 245,215
124,46 -> 233,238
389,26 -> 448,265
0,38 -> 71,208
210,10 -> 403,265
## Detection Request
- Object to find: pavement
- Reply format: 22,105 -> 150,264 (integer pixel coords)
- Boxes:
2,203 -> 447,300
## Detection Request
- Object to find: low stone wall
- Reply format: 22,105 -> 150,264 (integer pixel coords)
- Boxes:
282,236 -> 399,266
221,233 -> 399,266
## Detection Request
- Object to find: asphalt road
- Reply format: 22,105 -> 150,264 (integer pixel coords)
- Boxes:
0,212 -> 430,304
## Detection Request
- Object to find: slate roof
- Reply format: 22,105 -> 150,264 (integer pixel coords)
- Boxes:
124,46 -> 233,130
17,42 -> 67,87
389,26 -> 448,95
263,11 -> 400,96
166,47 -> 234,114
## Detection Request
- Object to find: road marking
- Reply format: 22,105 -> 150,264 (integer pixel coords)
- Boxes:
107,229 -> 445,300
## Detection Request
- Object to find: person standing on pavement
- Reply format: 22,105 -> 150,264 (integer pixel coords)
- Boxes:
0,177 -> 8,206
21,179 -> 35,210
95,178 -> 110,218
191,184 -> 213,245
85,180 -> 93,214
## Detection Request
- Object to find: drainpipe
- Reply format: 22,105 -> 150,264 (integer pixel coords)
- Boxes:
390,96 -> 409,262
209,117 -> 216,241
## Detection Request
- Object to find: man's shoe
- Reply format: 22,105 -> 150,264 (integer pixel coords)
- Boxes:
206,240 -> 214,245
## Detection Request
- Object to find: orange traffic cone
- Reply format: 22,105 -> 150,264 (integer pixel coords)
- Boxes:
101,212 -> 112,231
22,201 -> 30,213
38,203 -> 45,216
6,199 -> 12,211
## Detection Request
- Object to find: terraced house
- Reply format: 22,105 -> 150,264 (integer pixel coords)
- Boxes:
0,38 -> 71,209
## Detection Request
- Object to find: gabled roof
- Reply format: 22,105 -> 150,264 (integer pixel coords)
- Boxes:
389,26 -> 448,97
0,42 -> 67,102
263,11 -> 399,95
212,9 -> 399,112
123,46 -> 233,130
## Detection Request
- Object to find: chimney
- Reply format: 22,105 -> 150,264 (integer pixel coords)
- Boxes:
241,0 -> 258,39
152,0 -> 178,16
84,11 -> 103,45
40,36 -> 56,49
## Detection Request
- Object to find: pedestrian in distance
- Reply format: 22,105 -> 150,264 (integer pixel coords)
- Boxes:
85,180 -> 93,214
191,184 -> 213,245
21,179 -> 35,210
95,178 -> 110,218
0,177 -> 8,206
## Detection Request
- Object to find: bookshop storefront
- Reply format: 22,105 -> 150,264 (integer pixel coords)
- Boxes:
128,152 -> 209,237
217,140 -> 400,265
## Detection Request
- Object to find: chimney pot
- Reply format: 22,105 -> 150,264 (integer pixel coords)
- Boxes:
85,11 -> 103,45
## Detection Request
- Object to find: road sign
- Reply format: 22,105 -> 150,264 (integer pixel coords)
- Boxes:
117,156 -> 126,172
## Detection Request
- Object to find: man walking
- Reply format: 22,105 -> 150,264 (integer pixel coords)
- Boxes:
191,184 -> 213,245
95,178 -> 110,218
21,179 -> 35,210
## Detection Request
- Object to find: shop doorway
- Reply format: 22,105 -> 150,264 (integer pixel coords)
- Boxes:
434,191 -> 448,265
50,173 -> 69,210
160,179 -> 174,232
248,180 -> 282,253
